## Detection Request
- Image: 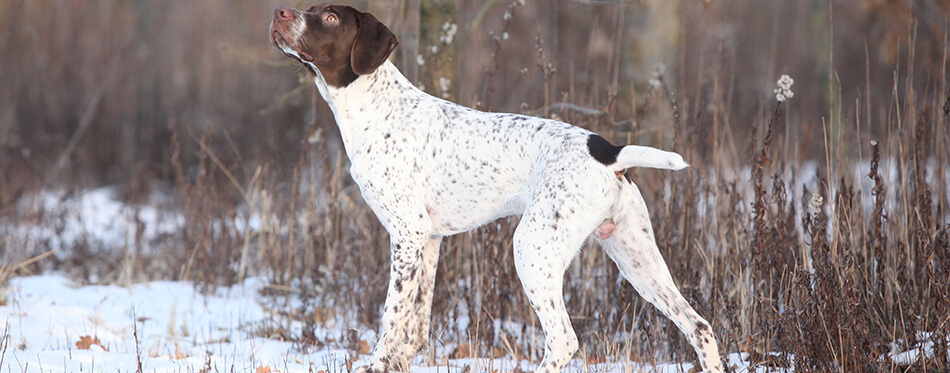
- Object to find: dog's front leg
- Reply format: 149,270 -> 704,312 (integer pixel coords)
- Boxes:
361,231 -> 431,372
396,235 -> 442,362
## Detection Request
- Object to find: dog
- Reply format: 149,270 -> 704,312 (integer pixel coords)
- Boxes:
269,4 -> 722,373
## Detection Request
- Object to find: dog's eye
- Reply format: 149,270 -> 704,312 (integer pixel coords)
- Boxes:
325,14 -> 338,23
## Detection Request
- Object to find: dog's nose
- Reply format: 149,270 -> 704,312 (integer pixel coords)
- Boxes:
274,7 -> 294,21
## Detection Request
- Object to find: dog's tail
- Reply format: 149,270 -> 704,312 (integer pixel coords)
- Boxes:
611,145 -> 689,171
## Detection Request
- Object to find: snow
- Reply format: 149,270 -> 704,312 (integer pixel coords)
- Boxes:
0,274 -> 343,373
1,274 -> 777,373
884,332 -> 948,367
3,187 -> 184,269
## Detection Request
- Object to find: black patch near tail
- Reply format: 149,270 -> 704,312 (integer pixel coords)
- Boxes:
587,134 -> 623,165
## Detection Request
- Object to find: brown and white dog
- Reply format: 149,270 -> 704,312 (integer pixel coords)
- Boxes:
270,4 -> 722,373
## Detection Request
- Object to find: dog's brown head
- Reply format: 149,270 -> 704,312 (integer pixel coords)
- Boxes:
269,4 -> 398,87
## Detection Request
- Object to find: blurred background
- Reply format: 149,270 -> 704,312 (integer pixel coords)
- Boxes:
1,0 -> 949,371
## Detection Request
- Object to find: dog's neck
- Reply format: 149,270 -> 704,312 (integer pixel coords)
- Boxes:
312,60 -> 423,159
313,60 -> 418,125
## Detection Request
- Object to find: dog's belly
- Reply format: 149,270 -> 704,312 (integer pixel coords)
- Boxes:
424,168 -> 533,236
427,192 -> 528,236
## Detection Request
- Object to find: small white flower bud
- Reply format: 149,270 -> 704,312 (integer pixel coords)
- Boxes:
774,74 -> 794,102
439,77 -> 451,92
809,193 -> 824,215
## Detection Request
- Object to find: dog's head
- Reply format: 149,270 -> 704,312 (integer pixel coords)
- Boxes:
269,4 -> 398,87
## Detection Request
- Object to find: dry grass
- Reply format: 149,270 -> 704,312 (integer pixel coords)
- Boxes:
1,0 -> 949,371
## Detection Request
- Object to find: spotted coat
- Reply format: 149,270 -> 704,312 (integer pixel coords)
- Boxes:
269,4 -> 722,373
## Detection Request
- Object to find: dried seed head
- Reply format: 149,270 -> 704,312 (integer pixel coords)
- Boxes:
651,62 -> 666,79
774,74 -> 794,102
809,192 -> 824,216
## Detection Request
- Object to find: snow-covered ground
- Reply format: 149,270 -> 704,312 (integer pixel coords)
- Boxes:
1,274 -> 341,373
1,274 -> 765,373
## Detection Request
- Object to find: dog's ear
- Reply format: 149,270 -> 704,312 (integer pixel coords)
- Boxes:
350,11 -> 398,75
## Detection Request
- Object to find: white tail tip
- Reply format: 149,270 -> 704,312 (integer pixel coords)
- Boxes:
615,145 -> 690,171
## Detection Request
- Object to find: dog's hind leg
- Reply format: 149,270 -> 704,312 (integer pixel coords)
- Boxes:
513,188 -> 612,373
597,181 -> 723,373
513,217 -> 579,373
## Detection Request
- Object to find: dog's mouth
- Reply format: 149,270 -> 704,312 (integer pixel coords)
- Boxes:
270,28 -> 314,62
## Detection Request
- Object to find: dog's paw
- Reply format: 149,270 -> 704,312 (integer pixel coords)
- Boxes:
351,365 -> 379,373
352,359 -> 391,373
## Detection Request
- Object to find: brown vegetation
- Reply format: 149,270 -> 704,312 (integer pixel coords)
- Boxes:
1,0 -> 948,371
